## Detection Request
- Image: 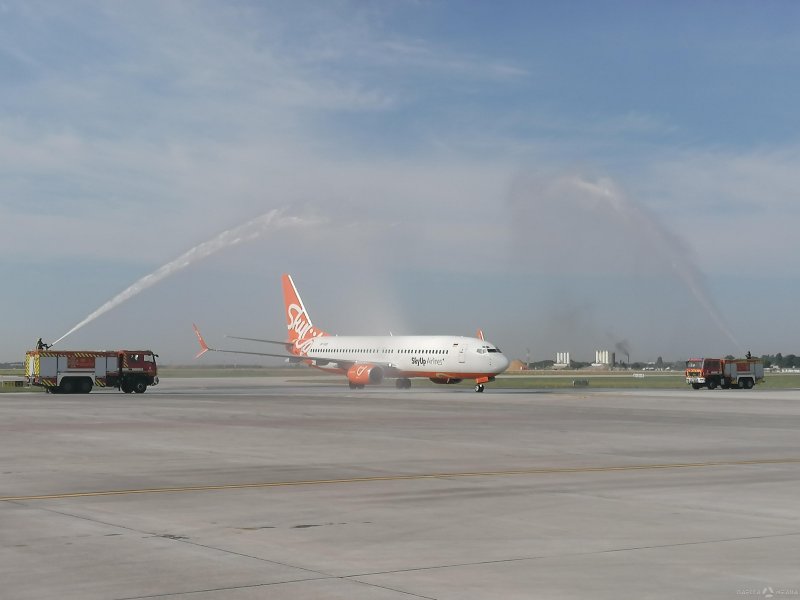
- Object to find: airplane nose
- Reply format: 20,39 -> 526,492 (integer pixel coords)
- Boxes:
496,353 -> 510,373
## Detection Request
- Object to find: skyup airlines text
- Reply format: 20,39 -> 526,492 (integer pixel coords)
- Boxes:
412,357 -> 444,367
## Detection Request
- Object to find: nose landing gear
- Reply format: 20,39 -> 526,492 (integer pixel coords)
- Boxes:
474,384 -> 485,393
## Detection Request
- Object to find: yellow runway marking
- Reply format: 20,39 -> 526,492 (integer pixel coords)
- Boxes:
3,458 -> 799,502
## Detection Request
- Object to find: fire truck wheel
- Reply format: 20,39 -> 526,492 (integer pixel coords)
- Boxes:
60,379 -> 75,394
707,380 -> 717,390
133,380 -> 147,394
121,383 -> 133,393
79,379 -> 93,394
691,383 -> 701,390
742,378 -> 754,389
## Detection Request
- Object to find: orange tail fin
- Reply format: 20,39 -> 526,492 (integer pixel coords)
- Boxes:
282,274 -> 328,355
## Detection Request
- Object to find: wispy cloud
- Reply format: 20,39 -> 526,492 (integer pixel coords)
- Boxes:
1,1 -> 529,268
377,37 -> 528,80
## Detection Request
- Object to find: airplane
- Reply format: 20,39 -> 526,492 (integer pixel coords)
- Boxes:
193,274 -> 510,392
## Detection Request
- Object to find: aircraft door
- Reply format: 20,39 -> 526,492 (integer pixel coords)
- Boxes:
458,345 -> 466,364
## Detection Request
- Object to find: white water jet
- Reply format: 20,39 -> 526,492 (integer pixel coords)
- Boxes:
52,209 -> 310,347
570,176 -> 743,352
509,173 -> 743,352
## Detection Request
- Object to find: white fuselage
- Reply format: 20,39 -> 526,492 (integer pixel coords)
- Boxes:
303,335 -> 509,378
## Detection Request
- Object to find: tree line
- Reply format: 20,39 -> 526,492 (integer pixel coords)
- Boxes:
758,354 -> 800,369
526,353 -> 800,370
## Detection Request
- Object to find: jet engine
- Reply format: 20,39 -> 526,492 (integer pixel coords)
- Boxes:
347,364 -> 384,386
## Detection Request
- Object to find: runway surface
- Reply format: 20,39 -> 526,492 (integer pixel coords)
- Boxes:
2,378 -> 799,599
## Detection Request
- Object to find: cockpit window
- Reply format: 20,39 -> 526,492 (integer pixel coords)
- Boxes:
477,344 -> 502,354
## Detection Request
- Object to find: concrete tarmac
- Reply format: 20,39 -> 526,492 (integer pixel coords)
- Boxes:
2,378 -> 799,599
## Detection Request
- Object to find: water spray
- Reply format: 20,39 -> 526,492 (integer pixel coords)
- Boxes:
51,209 -> 312,347
510,173 -> 743,353
570,176 -> 743,352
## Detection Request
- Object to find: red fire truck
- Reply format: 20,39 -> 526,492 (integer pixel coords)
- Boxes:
685,357 -> 764,390
25,349 -> 159,394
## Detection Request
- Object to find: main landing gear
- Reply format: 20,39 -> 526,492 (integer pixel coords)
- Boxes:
395,378 -> 412,390
474,384 -> 485,393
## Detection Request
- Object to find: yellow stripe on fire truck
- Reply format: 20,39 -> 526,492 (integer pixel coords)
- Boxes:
37,352 -> 98,357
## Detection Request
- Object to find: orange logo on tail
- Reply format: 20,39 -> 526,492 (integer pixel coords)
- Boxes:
282,274 -> 328,355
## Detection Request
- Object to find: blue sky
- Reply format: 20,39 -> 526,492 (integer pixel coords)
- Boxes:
1,1 -> 799,364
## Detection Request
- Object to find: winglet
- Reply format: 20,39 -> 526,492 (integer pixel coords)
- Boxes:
192,323 -> 210,358
477,329 -> 485,341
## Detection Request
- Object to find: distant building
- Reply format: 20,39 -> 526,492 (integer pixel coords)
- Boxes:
592,350 -> 615,368
554,352 -> 570,369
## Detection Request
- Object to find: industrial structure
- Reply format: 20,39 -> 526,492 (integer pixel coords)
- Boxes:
554,352 -> 570,369
592,350 -> 616,368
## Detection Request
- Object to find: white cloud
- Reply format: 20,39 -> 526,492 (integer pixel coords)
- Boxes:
1,1 -> 526,267
376,37 -> 528,81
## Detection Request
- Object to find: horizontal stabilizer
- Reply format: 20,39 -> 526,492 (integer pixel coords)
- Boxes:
226,335 -> 291,346
193,324 -> 312,361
